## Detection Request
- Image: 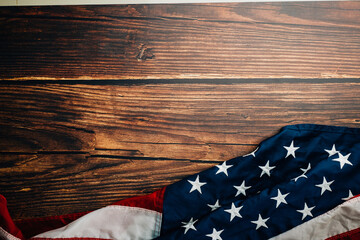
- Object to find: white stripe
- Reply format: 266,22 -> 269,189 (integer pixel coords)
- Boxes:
32,205 -> 162,240
270,196 -> 360,240
0,0 -> 354,7
0,1 -> 17,7
0,227 -> 21,240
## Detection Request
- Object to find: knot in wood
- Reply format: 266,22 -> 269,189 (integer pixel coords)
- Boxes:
136,44 -> 155,61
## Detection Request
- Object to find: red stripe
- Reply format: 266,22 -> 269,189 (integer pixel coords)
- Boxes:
326,228 -> 360,240
0,195 -> 25,240
112,186 -> 166,213
14,212 -> 90,239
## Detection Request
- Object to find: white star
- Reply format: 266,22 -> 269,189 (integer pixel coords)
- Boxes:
315,177 -> 334,195
333,152 -> 352,169
234,180 -> 251,197
293,174 -> 307,182
188,175 -> 206,194
297,203 -> 315,220
342,190 -> 354,201
259,160 -> 276,177
208,199 -> 221,211
206,228 -> 224,240
181,217 -> 197,234
283,140 -> 300,158
251,214 -> 269,230
271,189 -> 289,208
300,163 -> 311,174
243,147 -> 259,158
325,144 -> 339,157
224,203 -> 243,222
292,163 -> 311,182
216,161 -> 233,176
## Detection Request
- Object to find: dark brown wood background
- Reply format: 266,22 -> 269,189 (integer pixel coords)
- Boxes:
1,2 -> 360,221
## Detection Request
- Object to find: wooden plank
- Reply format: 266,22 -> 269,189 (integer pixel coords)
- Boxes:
1,82 -> 360,158
1,2 -> 359,80
1,81 -> 360,219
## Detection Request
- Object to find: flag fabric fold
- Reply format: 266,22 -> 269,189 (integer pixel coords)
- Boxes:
1,124 -> 360,240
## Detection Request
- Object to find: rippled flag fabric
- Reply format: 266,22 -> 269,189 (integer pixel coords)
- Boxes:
1,124 -> 360,240
159,124 -> 360,239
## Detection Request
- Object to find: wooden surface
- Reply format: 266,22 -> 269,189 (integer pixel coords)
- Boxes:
1,2 -> 360,80
0,2 -> 360,221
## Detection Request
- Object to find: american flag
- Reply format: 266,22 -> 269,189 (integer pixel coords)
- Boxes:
1,124 -> 360,240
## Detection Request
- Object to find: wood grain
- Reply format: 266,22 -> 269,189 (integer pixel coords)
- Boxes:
1,2 -> 360,80
1,154 -> 213,219
1,1 -> 360,223
1,82 -> 360,219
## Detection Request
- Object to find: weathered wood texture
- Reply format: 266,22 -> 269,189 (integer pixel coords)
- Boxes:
1,82 -> 360,219
1,2 -> 360,222
1,2 -> 360,80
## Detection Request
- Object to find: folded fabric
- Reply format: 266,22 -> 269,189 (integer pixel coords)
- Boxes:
1,124 -> 360,240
